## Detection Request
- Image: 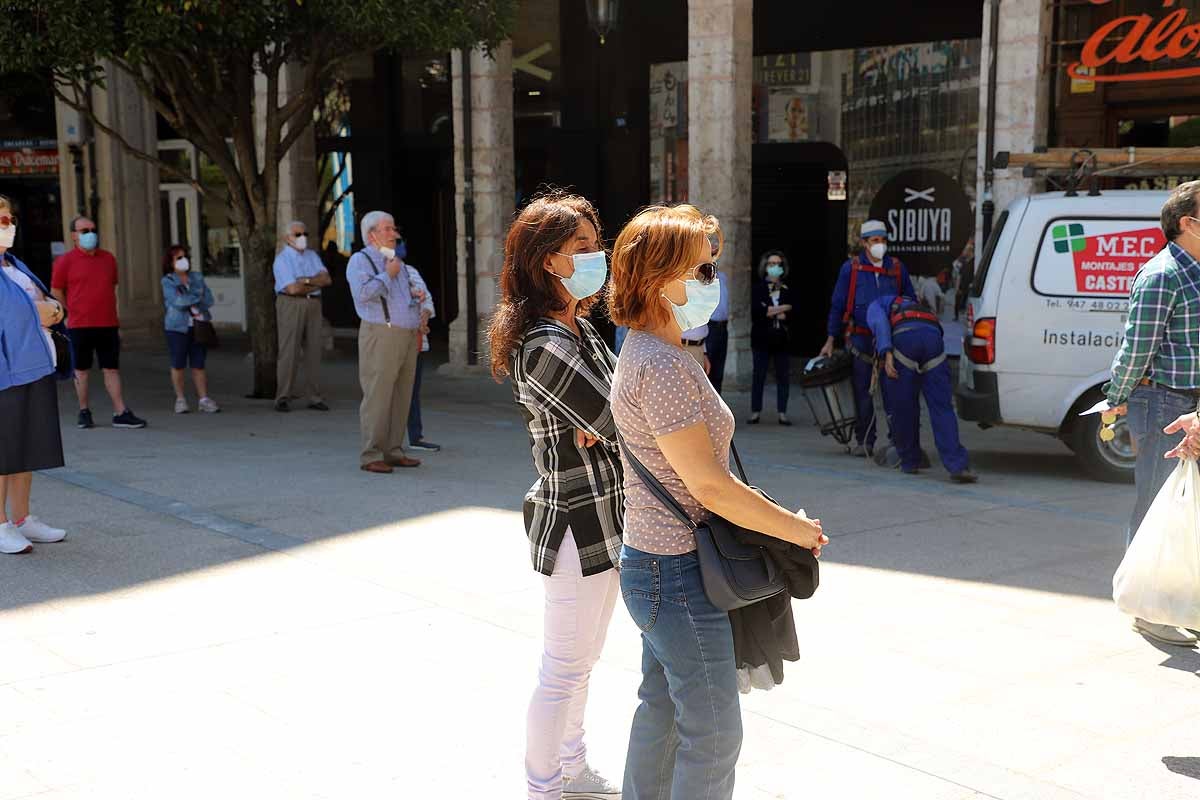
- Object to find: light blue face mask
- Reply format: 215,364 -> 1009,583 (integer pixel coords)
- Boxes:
554,250 -> 607,300
79,231 -> 99,251
665,277 -> 722,331
766,264 -> 784,279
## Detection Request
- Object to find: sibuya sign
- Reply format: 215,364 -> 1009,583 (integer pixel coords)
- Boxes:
868,169 -> 972,275
1068,0 -> 1200,83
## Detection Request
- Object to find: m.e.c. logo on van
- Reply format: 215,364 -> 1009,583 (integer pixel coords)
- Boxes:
1052,223 -> 1166,295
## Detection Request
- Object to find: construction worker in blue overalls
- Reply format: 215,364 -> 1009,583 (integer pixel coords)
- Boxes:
821,220 -> 916,457
867,293 -> 979,483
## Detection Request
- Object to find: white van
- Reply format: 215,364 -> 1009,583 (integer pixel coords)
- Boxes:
955,190 -> 1170,483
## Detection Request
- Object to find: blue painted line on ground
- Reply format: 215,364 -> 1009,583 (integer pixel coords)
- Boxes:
743,456 -> 1127,527
44,467 -> 306,553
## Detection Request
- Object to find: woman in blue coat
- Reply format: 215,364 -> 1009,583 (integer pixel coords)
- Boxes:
161,244 -> 220,414
0,195 -> 71,553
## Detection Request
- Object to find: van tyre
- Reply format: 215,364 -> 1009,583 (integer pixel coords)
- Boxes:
1069,391 -> 1135,484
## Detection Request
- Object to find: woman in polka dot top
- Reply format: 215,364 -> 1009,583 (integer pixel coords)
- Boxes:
607,204 -> 827,799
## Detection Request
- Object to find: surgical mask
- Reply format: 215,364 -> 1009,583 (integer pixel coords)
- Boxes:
664,277 -> 722,332
292,235 -> 308,251
173,257 -> 190,272
868,242 -> 887,261
766,264 -> 784,279
80,231 -> 99,250
553,250 -> 607,300
379,246 -> 395,260
0,225 -> 14,248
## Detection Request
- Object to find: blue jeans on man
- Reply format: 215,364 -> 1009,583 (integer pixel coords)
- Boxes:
619,546 -> 741,799
1125,383 -> 1194,543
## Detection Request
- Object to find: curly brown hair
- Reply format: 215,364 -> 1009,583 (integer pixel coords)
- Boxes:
487,191 -> 604,379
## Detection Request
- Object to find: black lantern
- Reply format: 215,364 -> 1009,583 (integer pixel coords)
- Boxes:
800,353 -> 858,447
585,0 -> 620,45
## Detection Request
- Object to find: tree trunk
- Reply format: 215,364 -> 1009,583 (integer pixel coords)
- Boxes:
242,224 -> 280,398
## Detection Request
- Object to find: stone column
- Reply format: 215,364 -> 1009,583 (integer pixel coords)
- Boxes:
688,0 -> 753,388
74,63 -> 164,336
447,44 -> 515,372
270,63 -> 320,239
976,0 -> 1053,247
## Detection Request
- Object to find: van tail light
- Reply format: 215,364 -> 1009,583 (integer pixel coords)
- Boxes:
968,318 -> 996,365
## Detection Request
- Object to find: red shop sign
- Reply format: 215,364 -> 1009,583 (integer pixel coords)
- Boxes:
0,148 -> 59,175
1068,0 -> 1200,83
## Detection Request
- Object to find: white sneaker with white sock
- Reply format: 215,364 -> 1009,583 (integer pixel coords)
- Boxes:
198,397 -> 220,413
563,764 -> 621,799
19,516 -> 66,543
0,522 -> 33,554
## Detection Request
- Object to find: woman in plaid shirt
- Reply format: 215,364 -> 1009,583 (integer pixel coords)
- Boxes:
488,192 -> 623,800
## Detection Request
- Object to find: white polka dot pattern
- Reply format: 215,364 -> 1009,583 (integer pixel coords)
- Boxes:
610,330 -> 736,555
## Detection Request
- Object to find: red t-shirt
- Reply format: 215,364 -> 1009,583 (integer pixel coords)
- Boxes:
51,247 -> 120,329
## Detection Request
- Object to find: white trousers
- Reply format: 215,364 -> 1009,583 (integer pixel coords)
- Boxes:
526,529 -> 620,800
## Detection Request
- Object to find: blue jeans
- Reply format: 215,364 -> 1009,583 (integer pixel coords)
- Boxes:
1126,383 -> 1195,543
619,545 -> 741,800
407,353 -> 424,444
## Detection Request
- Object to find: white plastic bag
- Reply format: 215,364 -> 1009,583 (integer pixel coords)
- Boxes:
1113,459 -> 1200,629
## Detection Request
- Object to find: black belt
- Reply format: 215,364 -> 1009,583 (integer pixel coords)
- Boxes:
682,338 -> 706,347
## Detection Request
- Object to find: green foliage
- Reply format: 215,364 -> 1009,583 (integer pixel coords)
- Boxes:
2,1 -> 515,81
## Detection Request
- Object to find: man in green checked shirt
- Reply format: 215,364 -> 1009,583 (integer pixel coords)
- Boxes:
1108,181 -> 1200,647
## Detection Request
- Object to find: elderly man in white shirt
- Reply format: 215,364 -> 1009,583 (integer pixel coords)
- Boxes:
272,220 -> 332,412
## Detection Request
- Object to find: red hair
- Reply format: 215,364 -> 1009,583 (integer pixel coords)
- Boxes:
607,205 -> 722,329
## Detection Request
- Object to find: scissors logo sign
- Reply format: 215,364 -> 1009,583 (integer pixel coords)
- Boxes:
869,169 -> 972,274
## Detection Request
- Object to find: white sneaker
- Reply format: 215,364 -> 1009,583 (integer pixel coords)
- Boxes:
198,397 -> 221,413
0,523 -> 33,554
174,397 -> 190,414
19,516 -> 66,543
1133,618 -> 1197,647
563,764 -> 621,799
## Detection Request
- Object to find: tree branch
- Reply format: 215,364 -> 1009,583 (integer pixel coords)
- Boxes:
51,79 -> 202,192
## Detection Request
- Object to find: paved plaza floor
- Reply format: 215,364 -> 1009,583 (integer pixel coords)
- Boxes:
2,346 -> 1198,799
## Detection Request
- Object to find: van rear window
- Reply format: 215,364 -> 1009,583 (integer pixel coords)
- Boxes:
1031,217 -> 1164,298
970,210 -> 1008,297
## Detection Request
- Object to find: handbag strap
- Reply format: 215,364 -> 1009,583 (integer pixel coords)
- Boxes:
616,434 -> 751,531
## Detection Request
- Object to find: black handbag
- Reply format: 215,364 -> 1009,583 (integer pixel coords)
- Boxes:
618,436 -> 791,611
50,329 -> 71,369
193,320 -> 219,348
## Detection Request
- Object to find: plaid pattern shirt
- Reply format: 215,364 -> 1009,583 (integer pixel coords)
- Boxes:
510,318 -> 624,577
1107,242 -> 1200,406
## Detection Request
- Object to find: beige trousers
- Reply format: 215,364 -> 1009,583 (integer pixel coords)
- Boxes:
275,295 -> 324,404
358,321 -> 419,465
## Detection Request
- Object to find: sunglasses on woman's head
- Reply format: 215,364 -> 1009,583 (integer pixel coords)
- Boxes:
0,214 -> 16,227
686,262 -> 718,285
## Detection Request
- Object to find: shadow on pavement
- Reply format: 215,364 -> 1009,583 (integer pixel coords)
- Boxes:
0,343 -> 1138,612
1162,757 -> 1200,780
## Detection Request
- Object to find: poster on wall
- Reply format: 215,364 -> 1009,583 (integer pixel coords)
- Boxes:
649,61 -> 687,203
767,88 -> 811,142
868,169 -> 972,276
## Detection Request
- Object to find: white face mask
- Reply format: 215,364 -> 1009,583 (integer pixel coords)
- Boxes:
552,250 -> 608,300
868,242 -> 887,261
664,277 -> 722,332
174,257 -> 190,272
379,246 -> 395,260
0,225 -> 14,249
292,234 -> 308,252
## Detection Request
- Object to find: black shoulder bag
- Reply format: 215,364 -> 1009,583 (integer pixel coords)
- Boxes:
618,436 -> 795,611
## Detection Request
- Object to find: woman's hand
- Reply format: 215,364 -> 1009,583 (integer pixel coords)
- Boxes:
789,510 -> 828,557
35,300 -> 63,328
